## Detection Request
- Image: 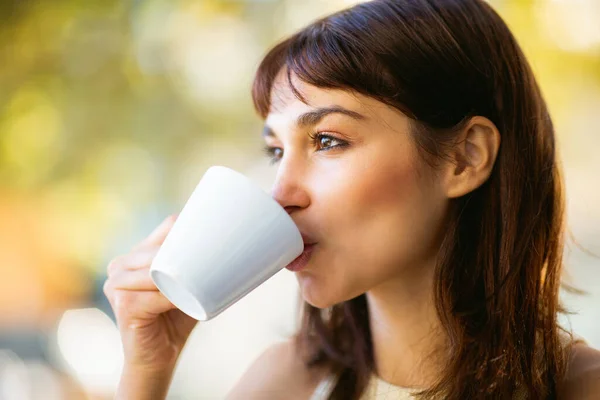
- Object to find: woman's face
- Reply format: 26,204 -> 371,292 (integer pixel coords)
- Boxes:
263,72 -> 450,308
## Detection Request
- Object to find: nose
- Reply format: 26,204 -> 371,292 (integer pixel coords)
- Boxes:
270,159 -> 310,215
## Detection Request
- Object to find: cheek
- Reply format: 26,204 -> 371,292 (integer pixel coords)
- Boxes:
339,156 -> 433,265
305,144 -> 445,303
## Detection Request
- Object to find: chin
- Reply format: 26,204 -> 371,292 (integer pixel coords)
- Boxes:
297,276 -> 357,309
301,295 -> 335,309
295,258 -> 370,308
297,278 -> 338,309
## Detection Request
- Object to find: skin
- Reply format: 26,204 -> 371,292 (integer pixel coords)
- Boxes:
105,70 -> 600,399
261,70 -> 500,388
104,216 -> 198,400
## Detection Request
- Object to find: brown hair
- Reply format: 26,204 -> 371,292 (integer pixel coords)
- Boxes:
252,0 -> 569,398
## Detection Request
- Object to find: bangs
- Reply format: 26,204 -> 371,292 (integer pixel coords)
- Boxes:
251,11 -> 399,119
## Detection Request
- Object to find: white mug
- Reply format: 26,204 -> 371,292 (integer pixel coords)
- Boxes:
149,166 -> 304,321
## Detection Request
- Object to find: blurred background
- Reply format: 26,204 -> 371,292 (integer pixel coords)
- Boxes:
0,0 -> 598,398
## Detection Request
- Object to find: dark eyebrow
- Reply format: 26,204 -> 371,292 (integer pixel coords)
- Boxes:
297,106 -> 366,127
262,106 -> 366,138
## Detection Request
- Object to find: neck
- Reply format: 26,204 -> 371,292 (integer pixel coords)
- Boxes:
366,262 -> 446,389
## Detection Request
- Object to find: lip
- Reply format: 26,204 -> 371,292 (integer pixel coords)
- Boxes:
285,243 -> 316,272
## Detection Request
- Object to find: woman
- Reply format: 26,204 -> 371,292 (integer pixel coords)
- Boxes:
103,0 -> 600,399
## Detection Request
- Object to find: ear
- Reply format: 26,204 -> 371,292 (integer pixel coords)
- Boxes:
443,116 -> 501,199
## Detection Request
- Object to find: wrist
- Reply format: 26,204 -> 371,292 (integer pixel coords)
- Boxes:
123,360 -> 177,376
116,363 -> 176,400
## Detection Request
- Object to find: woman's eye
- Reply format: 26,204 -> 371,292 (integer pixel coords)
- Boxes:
262,133 -> 348,165
317,135 -> 337,149
263,146 -> 283,164
313,133 -> 347,151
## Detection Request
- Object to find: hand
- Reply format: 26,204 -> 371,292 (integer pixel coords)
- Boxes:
104,215 -> 198,373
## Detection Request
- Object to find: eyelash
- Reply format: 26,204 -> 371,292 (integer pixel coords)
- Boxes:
262,132 -> 348,165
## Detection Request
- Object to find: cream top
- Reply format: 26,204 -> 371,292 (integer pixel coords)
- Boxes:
310,374 -> 417,400
309,372 -> 532,400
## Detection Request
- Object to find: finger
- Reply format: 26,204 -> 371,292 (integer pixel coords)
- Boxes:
108,268 -> 157,291
132,214 -> 178,251
107,248 -> 159,276
112,290 -> 178,319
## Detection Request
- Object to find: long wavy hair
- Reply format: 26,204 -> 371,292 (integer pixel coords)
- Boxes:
252,0 -> 570,398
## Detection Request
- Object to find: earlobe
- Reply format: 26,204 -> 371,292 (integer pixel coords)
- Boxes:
444,116 -> 501,199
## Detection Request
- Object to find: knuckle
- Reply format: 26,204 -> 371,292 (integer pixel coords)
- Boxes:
115,291 -> 136,311
102,279 -> 112,297
107,257 -> 123,275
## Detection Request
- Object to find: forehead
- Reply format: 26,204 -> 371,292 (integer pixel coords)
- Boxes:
266,70 -> 383,122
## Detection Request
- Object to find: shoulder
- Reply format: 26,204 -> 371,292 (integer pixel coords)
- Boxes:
559,341 -> 600,400
225,339 -> 330,400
